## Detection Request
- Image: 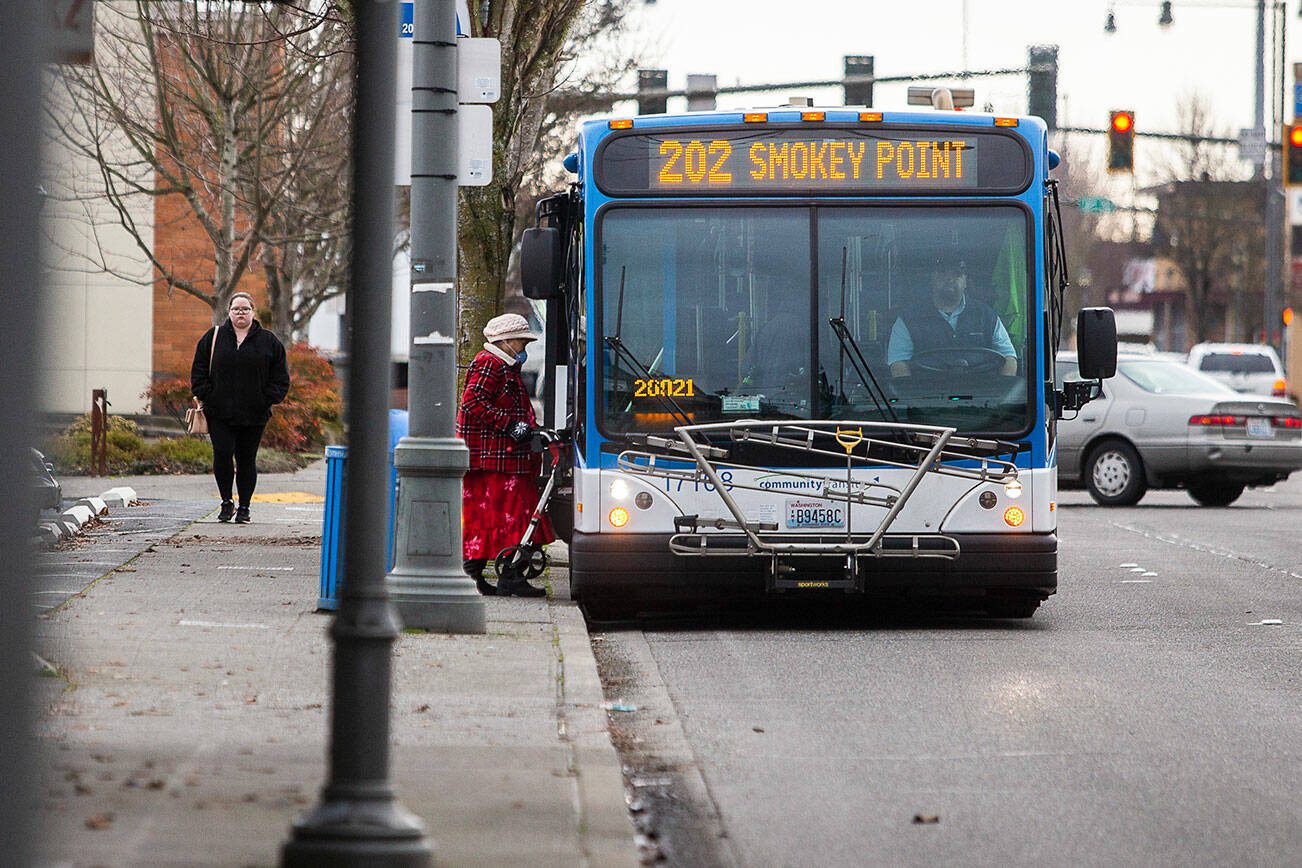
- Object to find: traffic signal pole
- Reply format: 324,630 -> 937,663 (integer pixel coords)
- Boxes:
1257,0 -> 1284,348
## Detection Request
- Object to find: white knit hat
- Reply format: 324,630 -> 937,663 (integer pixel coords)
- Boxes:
483,313 -> 538,343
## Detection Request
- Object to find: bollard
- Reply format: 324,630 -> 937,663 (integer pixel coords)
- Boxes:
90,389 -> 109,476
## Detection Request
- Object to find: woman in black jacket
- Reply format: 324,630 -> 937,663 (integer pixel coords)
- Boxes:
190,292 -> 291,523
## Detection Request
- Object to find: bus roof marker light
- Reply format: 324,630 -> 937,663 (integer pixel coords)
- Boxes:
1003,506 -> 1026,527
608,119 -> 633,130
859,112 -> 883,122
743,112 -> 768,123
994,117 -> 1019,127
608,507 -> 630,528
801,111 -> 825,122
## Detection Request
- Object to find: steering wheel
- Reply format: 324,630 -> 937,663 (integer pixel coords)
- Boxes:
908,347 -> 1009,375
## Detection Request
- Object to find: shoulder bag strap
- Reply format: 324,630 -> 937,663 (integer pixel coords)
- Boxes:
199,327 -> 216,409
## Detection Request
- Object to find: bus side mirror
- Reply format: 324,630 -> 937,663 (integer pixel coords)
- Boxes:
1076,307 -> 1117,380
521,227 -> 562,300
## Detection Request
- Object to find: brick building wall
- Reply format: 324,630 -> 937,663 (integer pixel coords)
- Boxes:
150,189 -> 268,376
150,29 -> 269,378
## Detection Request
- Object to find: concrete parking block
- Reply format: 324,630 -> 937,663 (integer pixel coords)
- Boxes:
99,486 -> 137,508
33,524 -> 62,547
75,496 -> 108,517
59,503 -> 94,528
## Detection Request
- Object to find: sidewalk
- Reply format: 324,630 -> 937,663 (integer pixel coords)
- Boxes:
35,463 -> 637,866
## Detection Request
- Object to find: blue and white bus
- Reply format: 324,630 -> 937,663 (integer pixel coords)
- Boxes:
521,96 -> 1116,619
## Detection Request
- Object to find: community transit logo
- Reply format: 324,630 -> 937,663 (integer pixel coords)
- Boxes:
754,473 -> 823,493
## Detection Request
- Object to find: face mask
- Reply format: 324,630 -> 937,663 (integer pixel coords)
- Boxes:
515,350 -> 528,364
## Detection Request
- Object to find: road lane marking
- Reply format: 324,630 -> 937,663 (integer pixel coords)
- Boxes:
1119,579 -> 1152,584
216,565 -> 295,571
178,619 -> 270,629
1110,521 -> 1302,580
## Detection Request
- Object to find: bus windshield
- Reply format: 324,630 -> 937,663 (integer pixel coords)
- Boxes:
598,205 -> 1032,436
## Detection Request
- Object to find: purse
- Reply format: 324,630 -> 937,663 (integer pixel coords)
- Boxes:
186,327 -> 216,436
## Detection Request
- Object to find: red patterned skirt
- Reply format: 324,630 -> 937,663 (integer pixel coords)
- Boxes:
462,469 -> 555,560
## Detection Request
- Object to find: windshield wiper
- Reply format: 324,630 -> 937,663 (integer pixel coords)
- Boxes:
828,317 -> 899,424
603,265 -> 694,429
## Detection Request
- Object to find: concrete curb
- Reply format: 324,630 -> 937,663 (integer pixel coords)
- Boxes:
552,602 -> 638,865
35,485 -> 139,546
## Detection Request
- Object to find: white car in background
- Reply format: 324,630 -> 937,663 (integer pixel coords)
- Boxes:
1186,342 -> 1288,398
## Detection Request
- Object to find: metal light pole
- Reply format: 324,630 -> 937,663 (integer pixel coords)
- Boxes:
386,0 -> 485,633
281,1 -> 432,863
1260,0 -> 1285,347
0,4 -> 45,865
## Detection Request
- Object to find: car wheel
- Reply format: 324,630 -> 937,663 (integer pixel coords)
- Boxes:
1085,440 -> 1147,506
1187,481 -> 1245,507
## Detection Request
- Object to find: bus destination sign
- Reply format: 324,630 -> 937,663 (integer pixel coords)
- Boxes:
596,127 -> 1031,197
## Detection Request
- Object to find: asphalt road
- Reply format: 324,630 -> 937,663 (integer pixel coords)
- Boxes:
592,476 -> 1302,866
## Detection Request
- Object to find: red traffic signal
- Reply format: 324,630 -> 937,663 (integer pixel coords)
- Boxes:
1286,124 -> 1302,187
1108,110 -> 1135,173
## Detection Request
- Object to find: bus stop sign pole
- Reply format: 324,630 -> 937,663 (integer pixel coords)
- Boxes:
386,0 -> 485,632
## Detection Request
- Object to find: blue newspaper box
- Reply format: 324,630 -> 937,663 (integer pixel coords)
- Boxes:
317,409 -> 409,611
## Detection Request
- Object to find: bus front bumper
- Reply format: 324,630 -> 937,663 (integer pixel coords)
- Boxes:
569,531 -> 1057,601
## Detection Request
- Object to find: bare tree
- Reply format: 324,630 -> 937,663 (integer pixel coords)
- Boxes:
47,0 -> 352,338
1151,93 -> 1263,344
456,0 -> 647,367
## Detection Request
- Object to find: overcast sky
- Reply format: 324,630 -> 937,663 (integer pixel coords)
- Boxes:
627,0 -> 1296,183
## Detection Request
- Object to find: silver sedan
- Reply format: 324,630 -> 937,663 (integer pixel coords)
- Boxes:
1057,353 -> 1302,506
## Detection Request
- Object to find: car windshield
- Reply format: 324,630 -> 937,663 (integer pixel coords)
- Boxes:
1120,359 -> 1237,394
598,205 -> 1033,435
1196,352 -> 1276,374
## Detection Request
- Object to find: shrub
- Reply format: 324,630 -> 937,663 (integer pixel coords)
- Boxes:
144,342 -> 342,454
138,436 -> 213,474
46,415 -> 147,475
263,343 -> 343,453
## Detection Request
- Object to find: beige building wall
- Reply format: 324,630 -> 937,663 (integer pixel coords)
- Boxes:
39,4 -> 154,415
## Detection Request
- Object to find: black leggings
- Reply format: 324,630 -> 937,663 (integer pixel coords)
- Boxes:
208,417 -> 267,506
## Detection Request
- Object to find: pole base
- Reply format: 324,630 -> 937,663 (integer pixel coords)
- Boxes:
387,567 -> 486,633
282,795 -> 431,867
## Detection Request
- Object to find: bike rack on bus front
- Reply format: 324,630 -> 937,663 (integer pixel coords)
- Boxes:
617,419 -> 1021,593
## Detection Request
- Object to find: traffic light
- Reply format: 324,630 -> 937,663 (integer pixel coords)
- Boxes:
1027,45 -> 1058,130
637,69 -> 668,116
843,55 -> 875,108
1285,124 -> 1302,187
1108,110 -> 1135,173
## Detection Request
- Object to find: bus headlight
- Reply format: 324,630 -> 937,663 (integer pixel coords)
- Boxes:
634,491 -> 653,510
1004,477 -> 1023,499
610,479 -> 630,501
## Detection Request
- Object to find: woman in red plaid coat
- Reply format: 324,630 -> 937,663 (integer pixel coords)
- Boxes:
458,313 -> 554,597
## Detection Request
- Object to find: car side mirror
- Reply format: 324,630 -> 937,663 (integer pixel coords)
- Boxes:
521,227 -> 562,300
1076,307 -> 1118,380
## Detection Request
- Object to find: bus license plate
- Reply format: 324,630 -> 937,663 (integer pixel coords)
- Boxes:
1247,417 -> 1273,439
785,500 -> 845,529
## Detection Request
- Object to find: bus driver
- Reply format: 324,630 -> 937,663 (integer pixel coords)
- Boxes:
886,258 -> 1018,378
